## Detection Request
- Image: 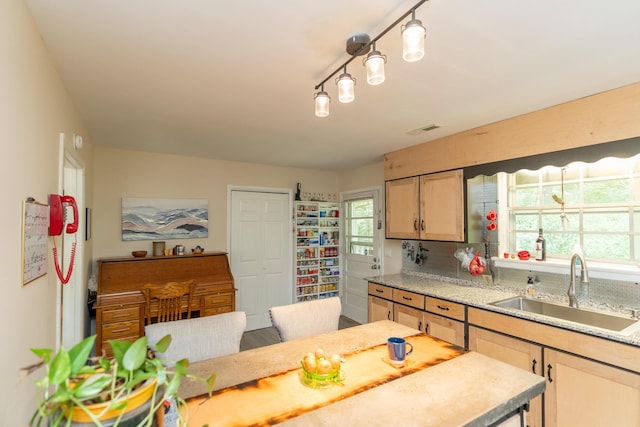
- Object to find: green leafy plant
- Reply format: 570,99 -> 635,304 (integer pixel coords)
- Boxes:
26,334 -> 215,427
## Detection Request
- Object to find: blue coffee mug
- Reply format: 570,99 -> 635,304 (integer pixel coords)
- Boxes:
387,337 -> 413,365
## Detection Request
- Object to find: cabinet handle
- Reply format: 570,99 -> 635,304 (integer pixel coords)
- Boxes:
387,310 -> 391,320
413,219 -> 418,231
420,219 -> 425,231
531,359 -> 537,374
402,296 -> 413,301
436,305 -> 450,311
111,327 -> 131,334
418,321 -> 423,331
375,289 -> 384,293
112,313 -> 130,318
547,364 -> 553,382
425,323 -> 429,334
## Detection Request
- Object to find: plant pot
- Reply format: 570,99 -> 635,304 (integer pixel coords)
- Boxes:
65,379 -> 164,426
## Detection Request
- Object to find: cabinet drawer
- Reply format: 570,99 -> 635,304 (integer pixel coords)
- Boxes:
202,306 -> 233,317
202,293 -> 233,308
102,321 -> 140,340
101,306 -> 140,323
393,289 -> 425,310
425,297 -> 465,321
368,282 -> 392,300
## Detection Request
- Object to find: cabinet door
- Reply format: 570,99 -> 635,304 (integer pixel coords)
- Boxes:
468,326 -> 543,427
385,177 -> 419,239
368,295 -> 393,323
419,170 -> 464,241
545,348 -> 640,427
424,312 -> 465,348
393,304 -> 424,332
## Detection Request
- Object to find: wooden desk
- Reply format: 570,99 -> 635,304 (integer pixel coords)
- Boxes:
95,252 -> 235,356
182,321 -> 545,426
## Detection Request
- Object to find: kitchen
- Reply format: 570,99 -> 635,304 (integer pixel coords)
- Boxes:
4,0 -> 640,425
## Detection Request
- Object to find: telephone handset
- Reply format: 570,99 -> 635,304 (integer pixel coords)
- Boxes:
49,194 -> 78,284
49,194 -> 79,236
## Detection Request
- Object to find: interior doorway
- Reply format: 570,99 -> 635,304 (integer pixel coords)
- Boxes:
56,133 -> 86,350
229,188 -> 292,331
341,188 -> 383,324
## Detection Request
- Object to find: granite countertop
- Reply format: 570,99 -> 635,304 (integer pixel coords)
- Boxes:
367,272 -> 640,347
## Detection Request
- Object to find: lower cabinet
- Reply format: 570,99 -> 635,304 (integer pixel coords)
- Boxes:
469,307 -> 640,427
369,295 -> 393,322
544,348 -> 640,427
425,312 -> 465,348
468,326 -> 543,427
368,282 -> 465,348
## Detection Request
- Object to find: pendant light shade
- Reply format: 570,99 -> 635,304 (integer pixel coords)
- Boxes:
363,43 -> 387,86
402,11 -> 426,62
336,69 -> 355,103
314,89 -> 330,117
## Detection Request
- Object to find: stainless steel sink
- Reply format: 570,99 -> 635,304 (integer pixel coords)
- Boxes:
490,296 -> 639,334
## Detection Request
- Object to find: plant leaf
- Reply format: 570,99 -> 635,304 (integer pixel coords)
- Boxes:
49,347 -> 71,385
109,339 -> 132,365
72,373 -> 112,398
30,348 -> 52,364
154,334 -> 172,354
67,335 -> 96,376
123,336 -> 147,372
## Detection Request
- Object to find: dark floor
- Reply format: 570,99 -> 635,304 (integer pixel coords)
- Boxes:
240,315 -> 361,351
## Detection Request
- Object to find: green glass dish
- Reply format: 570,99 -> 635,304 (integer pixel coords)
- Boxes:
300,362 -> 344,388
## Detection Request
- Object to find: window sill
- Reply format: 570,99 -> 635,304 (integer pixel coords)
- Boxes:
493,257 -> 640,282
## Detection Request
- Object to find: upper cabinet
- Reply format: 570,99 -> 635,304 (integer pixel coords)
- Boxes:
386,169 -> 464,241
385,177 -> 420,239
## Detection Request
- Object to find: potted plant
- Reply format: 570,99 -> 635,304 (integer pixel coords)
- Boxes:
24,333 -> 215,427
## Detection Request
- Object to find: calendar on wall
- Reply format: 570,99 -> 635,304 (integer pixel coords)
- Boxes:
22,200 -> 49,285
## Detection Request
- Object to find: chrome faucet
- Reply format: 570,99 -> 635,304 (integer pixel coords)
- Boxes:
568,251 -> 589,308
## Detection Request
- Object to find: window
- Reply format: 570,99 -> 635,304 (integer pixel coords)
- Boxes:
344,198 -> 374,255
508,154 -> 640,263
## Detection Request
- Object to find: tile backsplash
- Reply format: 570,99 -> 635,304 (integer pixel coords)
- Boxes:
400,239 -> 640,310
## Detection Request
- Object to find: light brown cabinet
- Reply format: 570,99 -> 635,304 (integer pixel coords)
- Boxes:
385,170 -> 464,241
544,348 -> 640,427
468,307 -> 640,427
368,282 -> 464,347
96,252 -> 235,356
469,326 -> 543,427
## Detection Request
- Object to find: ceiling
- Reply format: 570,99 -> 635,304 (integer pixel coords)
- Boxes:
25,0 -> 640,172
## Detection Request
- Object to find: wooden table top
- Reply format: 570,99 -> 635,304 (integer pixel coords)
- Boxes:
180,321 -> 545,427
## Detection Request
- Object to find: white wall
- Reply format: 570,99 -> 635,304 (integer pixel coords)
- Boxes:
0,1 -> 93,425
92,146 -> 341,259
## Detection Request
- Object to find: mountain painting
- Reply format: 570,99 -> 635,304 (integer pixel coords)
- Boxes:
122,198 -> 208,241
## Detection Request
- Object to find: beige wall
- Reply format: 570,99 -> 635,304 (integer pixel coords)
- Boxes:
92,146 -> 341,259
1,1 -> 93,424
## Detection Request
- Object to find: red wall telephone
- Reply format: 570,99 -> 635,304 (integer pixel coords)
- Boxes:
49,194 -> 79,236
49,194 -> 78,284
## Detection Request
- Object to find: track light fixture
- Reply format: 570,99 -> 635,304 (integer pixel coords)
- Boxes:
313,0 -> 428,117
364,42 -> 387,85
314,85 -> 330,117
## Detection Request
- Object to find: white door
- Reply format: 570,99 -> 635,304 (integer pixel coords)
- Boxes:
341,189 -> 383,324
230,190 -> 292,330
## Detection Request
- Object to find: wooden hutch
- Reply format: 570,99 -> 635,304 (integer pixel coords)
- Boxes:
95,252 -> 235,356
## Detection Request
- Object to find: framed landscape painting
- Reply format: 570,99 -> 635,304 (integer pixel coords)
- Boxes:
122,197 -> 208,241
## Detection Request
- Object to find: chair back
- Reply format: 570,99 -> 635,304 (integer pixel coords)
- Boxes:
142,280 -> 196,325
269,297 -> 341,342
145,311 -> 247,362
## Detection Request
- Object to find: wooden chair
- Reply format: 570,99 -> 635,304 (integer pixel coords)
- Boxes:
142,280 -> 196,325
269,297 -> 342,342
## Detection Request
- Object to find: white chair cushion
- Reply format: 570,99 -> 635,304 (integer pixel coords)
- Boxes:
269,297 -> 341,342
145,311 -> 246,363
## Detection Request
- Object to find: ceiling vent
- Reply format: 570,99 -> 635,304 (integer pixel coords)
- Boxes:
405,124 -> 442,136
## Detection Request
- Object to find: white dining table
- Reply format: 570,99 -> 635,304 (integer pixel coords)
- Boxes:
180,320 -> 545,426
